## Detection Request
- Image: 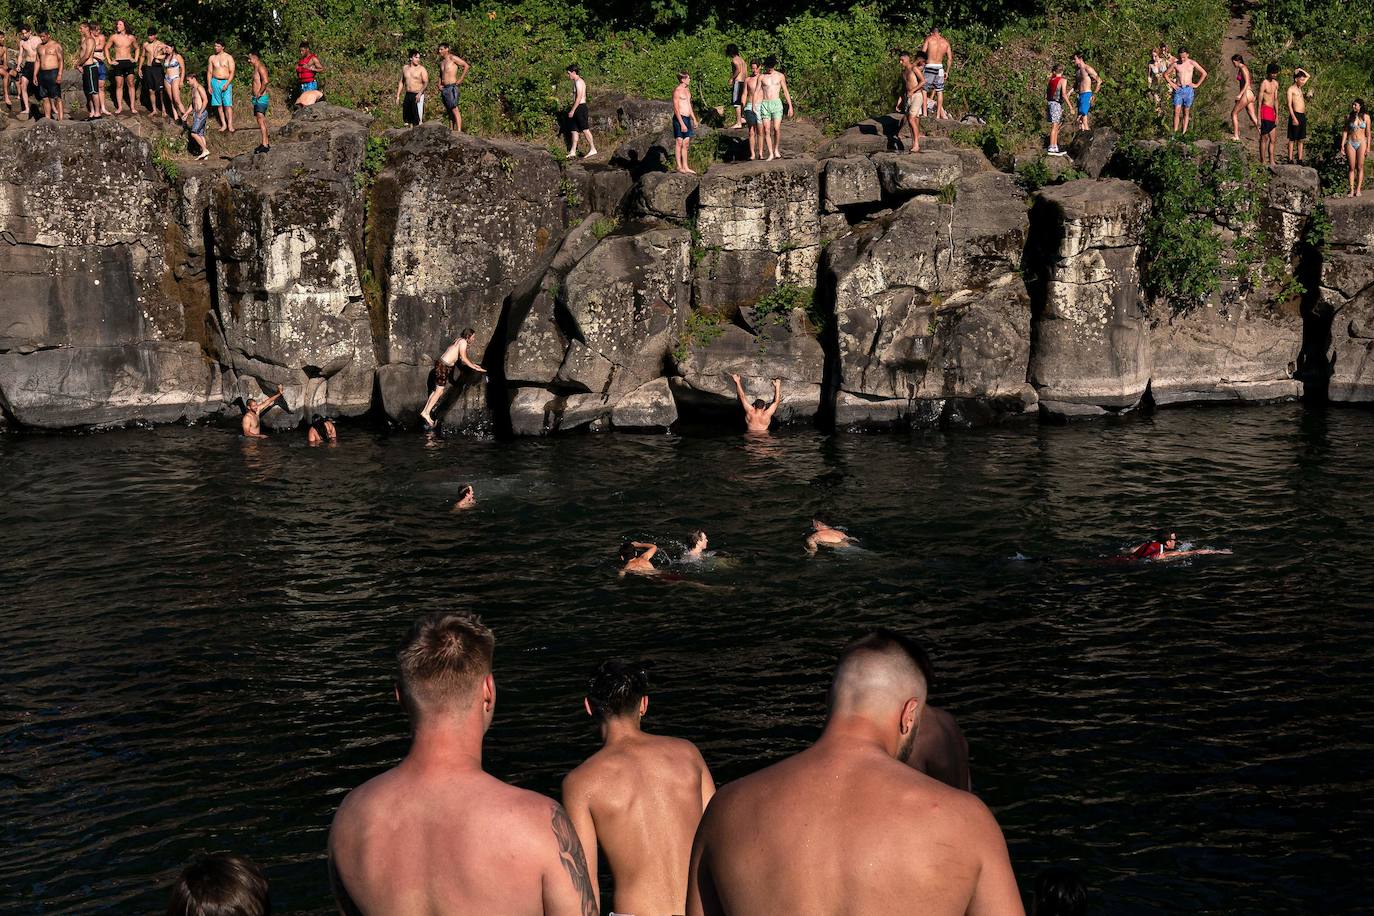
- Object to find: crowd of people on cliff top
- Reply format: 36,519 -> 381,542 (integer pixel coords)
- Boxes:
166,613 -> 1095,916
2,20 -> 1368,195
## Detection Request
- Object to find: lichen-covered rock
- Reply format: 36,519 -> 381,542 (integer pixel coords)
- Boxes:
633,171 -> 699,220
1028,179 -> 1151,416
872,151 -> 962,199
670,315 -> 825,422
369,125 -> 572,426
611,377 -> 677,429
829,171 -> 1033,424
823,156 -> 881,210
1147,302 -> 1303,404
1319,197 -> 1374,401
208,105 -> 376,426
0,119 -> 223,427
1069,128 -> 1118,179
1259,165 -> 1319,265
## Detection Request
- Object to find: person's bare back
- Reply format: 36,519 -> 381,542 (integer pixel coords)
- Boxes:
564,664 -> 714,916
687,630 -> 1022,916
329,612 -> 598,916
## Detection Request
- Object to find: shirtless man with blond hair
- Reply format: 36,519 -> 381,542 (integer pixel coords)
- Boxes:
730,373 -> 781,434
563,659 -> 715,916
687,629 -> 1023,916
896,51 -> 925,153
330,612 -> 599,916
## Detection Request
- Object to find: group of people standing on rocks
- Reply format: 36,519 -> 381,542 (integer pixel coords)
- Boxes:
166,612 -> 1097,916
0,25 -> 334,158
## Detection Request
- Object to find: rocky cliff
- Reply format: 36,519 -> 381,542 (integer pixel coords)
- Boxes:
1,107 -> 1368,434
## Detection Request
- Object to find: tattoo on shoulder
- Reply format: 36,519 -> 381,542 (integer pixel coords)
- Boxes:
551,804 -> 598,916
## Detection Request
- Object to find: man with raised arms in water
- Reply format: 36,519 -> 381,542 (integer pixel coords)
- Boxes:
730,373 -> 781,434
804,517 -> 854,555
687,629 -> 1023,916
619,541 -> 658,577
920,27 -> 952,120
329,612 -> 599,916
896,51 -> 925,153
437,43 -> 470,132
240,385 -> 284,438
563,659 -> 716,916
1127,530 -> 1231,561
419,328 -> 486,428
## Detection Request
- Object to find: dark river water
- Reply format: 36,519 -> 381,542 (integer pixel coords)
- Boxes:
3,405 -> 1373,913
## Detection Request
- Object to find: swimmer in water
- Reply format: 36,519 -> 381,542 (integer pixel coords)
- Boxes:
452,484 -> 476,511
241,385 -> 285,438
682,530 -> 708,562
306,416 -> 337,445
1127,530 -> 1232,561
620,541 -> 658,576
805,518 -> 854,555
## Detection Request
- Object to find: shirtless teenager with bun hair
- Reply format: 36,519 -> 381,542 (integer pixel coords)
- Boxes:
329,611 -> 599,916
563,659 -> 715,916
687,629 -> 1023,916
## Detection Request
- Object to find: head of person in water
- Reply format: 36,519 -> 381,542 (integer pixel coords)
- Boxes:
1155,529 -> 1177,548
812,516 -> 832,530
688,530 -> 707,552
829,629 -> 932,761
1031,866 -> 1087,916
618,541 -> 639,563
167,852 -> 271,916
585,658 -> 651,722
396,611 -> 496,728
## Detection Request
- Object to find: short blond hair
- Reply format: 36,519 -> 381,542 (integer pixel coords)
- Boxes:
397,612 -> 495,714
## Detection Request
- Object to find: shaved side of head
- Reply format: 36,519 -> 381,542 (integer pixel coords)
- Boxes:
829,629 -> 932,716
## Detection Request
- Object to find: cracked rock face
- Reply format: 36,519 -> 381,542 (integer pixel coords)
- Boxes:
670,314 -> 826,423
828,171 -> 1033,424
208,106 -> 376,426
1320,197 -> 1374,402
0,119 -> 220,427
369,126 -> 572,428
1028,178 -> 1151,416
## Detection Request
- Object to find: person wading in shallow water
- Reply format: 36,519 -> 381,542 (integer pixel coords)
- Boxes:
686,629 -> 1023,916
730,373 -> 781,434
562,659 -> 715,916
240,385 -> 284,438
419,328 -> 486,429
329,612 -> 599,916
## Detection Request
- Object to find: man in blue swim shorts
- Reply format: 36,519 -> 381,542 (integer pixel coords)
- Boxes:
249,51 -> 271,153
207,41 -> 236,134
672,71 -> 696,174
1072,50 -> 1100,130
1168,47 -> 1208,134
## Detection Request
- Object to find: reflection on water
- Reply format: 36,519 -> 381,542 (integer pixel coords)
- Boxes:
3,406 -> 1374,912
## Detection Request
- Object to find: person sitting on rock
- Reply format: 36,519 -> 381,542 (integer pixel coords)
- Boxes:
453,484 -> 476,511
805,517 -> 855,555
730,373 -> 781,434
241,385 -> 285,438
619,541 -> 658,577
306,416 -> 337,445
420,328 -> 486,429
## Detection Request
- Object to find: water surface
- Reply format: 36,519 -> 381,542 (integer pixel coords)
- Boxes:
3,406 -> 1372,912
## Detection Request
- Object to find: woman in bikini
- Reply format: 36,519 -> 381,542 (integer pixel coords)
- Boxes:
163,43 -> 186,120
1230,54 -> 1258,141
1345,99 -> 1369,198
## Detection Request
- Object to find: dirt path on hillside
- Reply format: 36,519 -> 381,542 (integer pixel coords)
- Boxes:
1214,10 -> 1254,136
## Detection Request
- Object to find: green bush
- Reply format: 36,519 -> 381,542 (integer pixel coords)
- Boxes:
672,310 -> 726,364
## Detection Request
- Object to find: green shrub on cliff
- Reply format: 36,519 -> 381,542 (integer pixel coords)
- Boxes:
672,310 -> 726,365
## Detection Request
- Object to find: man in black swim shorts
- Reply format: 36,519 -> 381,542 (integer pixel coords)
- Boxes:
34,28 -> 64,120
